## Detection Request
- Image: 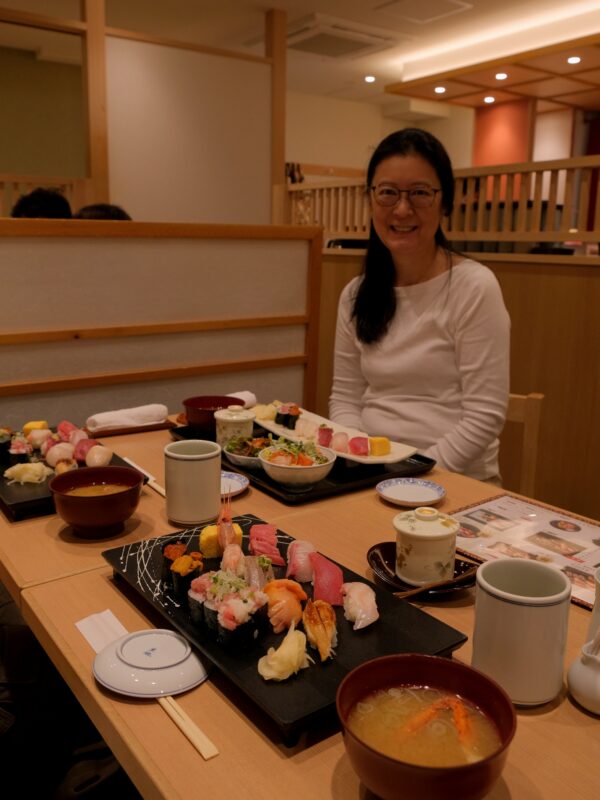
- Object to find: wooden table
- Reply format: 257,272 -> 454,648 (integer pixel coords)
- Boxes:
2,429 -> 599,799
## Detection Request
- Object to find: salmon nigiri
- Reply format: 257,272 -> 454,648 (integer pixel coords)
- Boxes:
263,579 -> 307,633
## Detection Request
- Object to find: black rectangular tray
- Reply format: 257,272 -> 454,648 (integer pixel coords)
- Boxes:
102,514 -> 467,740
0,452 -> 146,523
172,425 -> 436,505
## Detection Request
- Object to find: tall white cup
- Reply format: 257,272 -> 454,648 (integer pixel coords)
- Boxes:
472,559 -> 571,705
164,440 -> 221,526
586,565 -> 600,641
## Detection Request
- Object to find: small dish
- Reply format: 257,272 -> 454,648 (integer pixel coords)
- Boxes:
376,477 -> 445,507
93,629 -> 209,698
367,541 -> 477,598
224,450 -> 261,470
221,471 -> 250,497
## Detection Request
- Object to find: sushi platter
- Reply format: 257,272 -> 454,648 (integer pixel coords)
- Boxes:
102,514 -> 467,741
257,408 -> 417,465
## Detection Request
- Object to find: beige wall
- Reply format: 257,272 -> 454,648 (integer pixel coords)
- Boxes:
105,37 -> 272,223
0,45 -> 85,178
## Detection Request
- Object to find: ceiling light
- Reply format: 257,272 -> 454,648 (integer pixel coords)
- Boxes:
434,86 -> 446,94
567,56 -> 581,64
495,72 -> 508,80
364,75 -> 376,83
484,96 -> 495,104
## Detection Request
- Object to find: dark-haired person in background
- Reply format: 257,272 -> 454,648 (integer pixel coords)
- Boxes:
11,187 -> 72,218
74,203 -> 131,220
329,128 -> 510,482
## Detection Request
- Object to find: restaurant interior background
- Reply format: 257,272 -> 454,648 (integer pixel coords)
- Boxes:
0,0 -> 599,519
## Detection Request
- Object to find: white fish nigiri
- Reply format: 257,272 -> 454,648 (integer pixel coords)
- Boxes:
341,582 -> 379,630
286,539 -> 317,583
85,445 -> 113,467
45,442 -> 74,468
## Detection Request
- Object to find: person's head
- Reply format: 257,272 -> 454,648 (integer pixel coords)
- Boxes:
73,203 -> 131,220
366,128 -> 455,252
11,187 -> 72,219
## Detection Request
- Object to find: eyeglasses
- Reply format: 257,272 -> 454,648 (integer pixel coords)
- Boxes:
370,184 -> 441,208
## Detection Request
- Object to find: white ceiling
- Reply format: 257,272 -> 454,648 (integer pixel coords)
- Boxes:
2,1 -> 600,106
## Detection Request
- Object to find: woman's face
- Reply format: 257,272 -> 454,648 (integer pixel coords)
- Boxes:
370,153 -> 443,262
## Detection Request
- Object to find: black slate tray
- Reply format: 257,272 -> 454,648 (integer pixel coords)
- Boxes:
171,425 -> 436,505
0,453 -> 146,523
102,514 -> 467,741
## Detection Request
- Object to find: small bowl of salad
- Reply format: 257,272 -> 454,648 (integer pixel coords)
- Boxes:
258,442 -> 336,491
223,435 -> 272,469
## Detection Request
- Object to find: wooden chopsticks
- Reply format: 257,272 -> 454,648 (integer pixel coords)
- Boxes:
157,695 -> 219,760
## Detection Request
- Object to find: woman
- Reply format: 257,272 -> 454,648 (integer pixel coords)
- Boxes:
329,128 -> 510,481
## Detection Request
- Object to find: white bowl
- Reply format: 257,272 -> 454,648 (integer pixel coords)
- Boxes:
258,445 -> 336,491
224,449 -> 261,469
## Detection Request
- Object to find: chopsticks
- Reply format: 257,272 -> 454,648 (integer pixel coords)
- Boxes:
157,695 -> 219,760
121,457 -> 166,497
393,566 -> 479,600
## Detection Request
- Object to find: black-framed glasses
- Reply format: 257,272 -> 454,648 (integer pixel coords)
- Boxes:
370,184 -> 441,208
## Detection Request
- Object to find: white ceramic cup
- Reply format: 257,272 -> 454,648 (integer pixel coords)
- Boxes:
472,559 -> 571,705
586,565 -> 600,641
164,439 -> 221,525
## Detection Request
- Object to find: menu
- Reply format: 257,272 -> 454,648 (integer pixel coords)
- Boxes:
452,494 -> 600,608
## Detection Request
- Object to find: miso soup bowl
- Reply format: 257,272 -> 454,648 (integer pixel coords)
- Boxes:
336,654 -> 516,800
49,465 -> 144,539
182,395 -> 238,440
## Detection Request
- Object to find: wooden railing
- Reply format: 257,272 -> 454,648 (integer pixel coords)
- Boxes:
288,155 -> 600,246
0,174 -> 90,217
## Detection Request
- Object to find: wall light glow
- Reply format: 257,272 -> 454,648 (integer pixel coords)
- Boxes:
434,86 -> 446,94
484,96 -> 495,104
364,75 -> 376,83
567,56 -> 581,64
495,72 -> 508,80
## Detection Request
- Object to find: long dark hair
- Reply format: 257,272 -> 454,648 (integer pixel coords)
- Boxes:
352,128 -> 455,344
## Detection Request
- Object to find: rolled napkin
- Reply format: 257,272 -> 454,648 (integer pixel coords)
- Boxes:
86,403 -> 169,433
229,390 -> 257,409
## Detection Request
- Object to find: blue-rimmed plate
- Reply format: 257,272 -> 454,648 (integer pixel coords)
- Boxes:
221,471 -> 249,497
376,477 -> 445,507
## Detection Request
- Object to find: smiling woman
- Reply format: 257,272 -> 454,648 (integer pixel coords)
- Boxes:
329,128 -> 510,482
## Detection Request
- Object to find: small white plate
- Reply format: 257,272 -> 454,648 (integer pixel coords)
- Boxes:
221,471 -> 250,497
93,629 -> 209,698
376,478 -> 445,507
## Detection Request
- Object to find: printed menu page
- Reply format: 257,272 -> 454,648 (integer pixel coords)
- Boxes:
453,494 -> 600,608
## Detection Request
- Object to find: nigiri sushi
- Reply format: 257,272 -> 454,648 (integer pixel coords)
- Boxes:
349,436 -> 369,456
45,442 -> 74,468
85,444 -> 113,467
263,578 -> 307,633
309,552 -> 343,606
330,431 -> 349,453
221,543 -> 246,577
341,582 -> 379,630
286,539 -> 317,583
302,599 -> 337,661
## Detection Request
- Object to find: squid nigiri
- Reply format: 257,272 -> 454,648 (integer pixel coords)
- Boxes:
85,445 -> 113,467
286,539 -> 316,583
262,578 -> 307,633
341,582 -> 379,630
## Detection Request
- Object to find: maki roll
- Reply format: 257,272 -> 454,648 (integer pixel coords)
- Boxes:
0,427 -> 12,467
195,570 -> 268,648
275,404 -> 290,427
188,570 -> 217,625
161,541 -> 188,585
286,405 -> 301,430
170,552 -> 203,599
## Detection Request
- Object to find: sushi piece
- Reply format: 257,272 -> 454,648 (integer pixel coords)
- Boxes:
318,425 -> 333,447
263,579 -> 307,633
85,445 -> 113,467
244,555 -> 275,589
55,459 -> 77,475
341,582 -> 379,630
170,552 -> 203,599
216,586 -> 269,648
199,521 -> 242,558
57,420 -> 78,442
45,442 -> 74,468
330,431 -> 349,453
275,404 -> 290,427
302,599 -> 337,662
162,541 -> 188,585
26,428 -> 53,450
249,523 -> 285,566
188,570 -> 217,624
309,552 -> 344,606
286,405 -> 301,430
22,420 -> 49,437
286,539 -> 317,583
349,436 -> 369,456
258,622 -> 313,681
220,543 -> 246,577
369,436 -> 391,456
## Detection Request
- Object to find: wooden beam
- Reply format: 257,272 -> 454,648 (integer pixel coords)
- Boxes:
81,0 -> 109,202
265,8 -> 287,225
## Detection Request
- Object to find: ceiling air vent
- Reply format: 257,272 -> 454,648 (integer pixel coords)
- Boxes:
287,14 -> 397,59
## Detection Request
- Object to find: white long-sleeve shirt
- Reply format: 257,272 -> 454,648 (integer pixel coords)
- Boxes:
329,258 -> 510,480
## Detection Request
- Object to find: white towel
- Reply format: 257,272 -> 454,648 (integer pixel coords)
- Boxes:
86,403 -> 168,432
229,391 -> 257,409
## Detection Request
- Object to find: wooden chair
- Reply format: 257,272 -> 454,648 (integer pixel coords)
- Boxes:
501,392 -> 545,497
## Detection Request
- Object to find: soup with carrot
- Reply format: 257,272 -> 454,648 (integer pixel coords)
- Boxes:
66,483 -> 129,497
347,686 -> 501,767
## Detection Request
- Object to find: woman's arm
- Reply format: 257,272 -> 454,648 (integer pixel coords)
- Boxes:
329,282 -> 367,429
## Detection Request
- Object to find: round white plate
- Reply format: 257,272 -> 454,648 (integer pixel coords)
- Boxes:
376,478 -> 445,507
221,471 -> 250,497
93,629 -> 209,698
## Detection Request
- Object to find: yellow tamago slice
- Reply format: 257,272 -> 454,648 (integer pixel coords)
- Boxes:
22,420 -> 49,436
199,522 -> 242,558
369,436 -> 391,456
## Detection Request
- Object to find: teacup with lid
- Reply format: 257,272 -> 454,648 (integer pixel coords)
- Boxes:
393,507 -> 458,586
214,405 -> 255,449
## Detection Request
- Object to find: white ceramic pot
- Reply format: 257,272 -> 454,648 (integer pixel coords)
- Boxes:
214,405 -> 255,449
568,641 -> 600,715
392,507 -> 458,587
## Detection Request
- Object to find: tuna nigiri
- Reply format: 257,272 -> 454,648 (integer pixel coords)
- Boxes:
249,523 -> 285,566
263,578 -> 307,633
341,582 -> 379,630
309,551 -> 344,606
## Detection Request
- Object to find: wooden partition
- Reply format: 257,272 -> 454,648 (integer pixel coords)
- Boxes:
0,220 -> 322,429
319,249 -> 600,521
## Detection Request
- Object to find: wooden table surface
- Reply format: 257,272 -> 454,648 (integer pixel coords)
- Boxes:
3,429 -> 600,799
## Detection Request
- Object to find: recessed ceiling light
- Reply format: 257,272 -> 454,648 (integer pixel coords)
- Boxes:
495,72 -> 508,80
567,56 -> 581,65
484,96 -> 495,104
434,86 -> 446,94
364,75 -> 376,83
